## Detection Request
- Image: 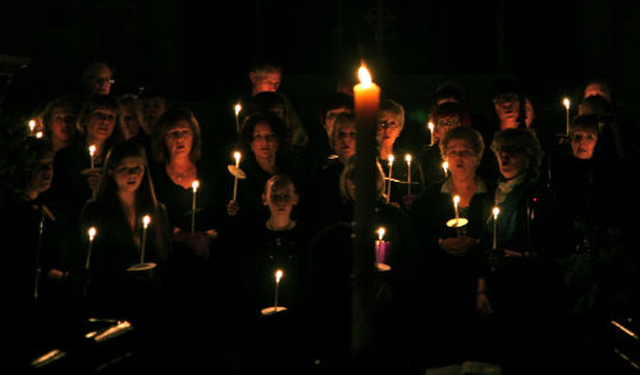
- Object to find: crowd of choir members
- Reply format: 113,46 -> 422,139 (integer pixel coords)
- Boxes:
0,64 -> 636,374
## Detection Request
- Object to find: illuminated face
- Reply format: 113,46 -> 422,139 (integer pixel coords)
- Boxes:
251,122 -> 279,161
263,182 -> 298,218
444,139 -> 480,177
85,65 -> 114,95
165,121 -> 194,159
28,152 -> 54,196
333,122 -> 356,163
119,103 -> 141,139
377,112 -> 402,148
112,156 -> 145,194
87,107 -> 117,142
50,106 -> 77,143
571,129 -> 598,160
493,93 -> 520,128
250,70 -> 281,95
495,144 -> 530,180
324,107 -> 351,138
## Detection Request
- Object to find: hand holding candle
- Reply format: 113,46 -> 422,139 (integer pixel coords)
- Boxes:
191,180 -> 199,234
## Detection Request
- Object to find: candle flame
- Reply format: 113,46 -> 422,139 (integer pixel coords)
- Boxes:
89,144 -> 97,156
28,119 -> 36,131
388,154 -> 395,165
35,131 -> 43,139
142,215 -> 151,228
234,103 -> 242,115
88,227 -> 97,241
428,122 -> 435,132
275,269 -> 283,283
405,154 -> 412,164
377,227 -> 386,241
563,98 -> 571,110
358,66 -> 373,88
493,207 -> 500,218
442,161 -> 449,173
233,151 -> 241,163
453,195 -> 460,205
192,180 -> 200,192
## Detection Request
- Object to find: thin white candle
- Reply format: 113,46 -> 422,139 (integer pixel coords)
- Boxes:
140,215 -> 151,264
89,145 -> 97,169
274,269 -> 283,311
428,122 -> 435,146
563,97 -> 571,135
233,151 -> 241,201
234,103 -> 242,133
191,180 -> 199,234
85,227 -> 97,270
453,195 -> 461,237
405,154 -> 412,195
492,207 -> 500,250
387,154 -> 394,202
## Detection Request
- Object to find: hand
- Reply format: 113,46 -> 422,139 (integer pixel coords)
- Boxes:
439,235 -> 479,256
227,200 -> 240,217
81,168 -> 102,197
476,292 -> 494,316
185,231 -> 212,258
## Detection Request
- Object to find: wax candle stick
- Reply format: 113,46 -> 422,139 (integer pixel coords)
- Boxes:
563,97 -> 571,135
274,269 -> 283,312
453,195 -> 461,237
140,215 -> 151,264
492,207 -> 500,250
89,145 -> 97,169
232,151 -> 241,201
234,103 -> 242,133
387,154 -> 394,202
428,122 -> 435,146
405,154 -> 412,195
85,227 -> 97,270
191,180 -> 199,234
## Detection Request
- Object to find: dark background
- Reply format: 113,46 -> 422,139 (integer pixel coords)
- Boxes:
1,0 -> 638,147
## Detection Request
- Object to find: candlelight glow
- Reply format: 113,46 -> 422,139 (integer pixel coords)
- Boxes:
388,154 -> 395,165
275,269 -> 284,283
493,207 -> 500,218
405,154 -> 412,164
28,119 -> 36,132
88,144 -> 96,156
35,132 -> 43,139
442,161 -> 449,174
377,227 -> 386,241
88,227 -> 97,241
358,66 -> 373,88
563,97 -> 571,110
428,122 -> 435,132
234,103 -> 242,115
192,180 -> 200,192
453,195 -> 460,206
233,151 -> 241,164
142,215 -> 151,228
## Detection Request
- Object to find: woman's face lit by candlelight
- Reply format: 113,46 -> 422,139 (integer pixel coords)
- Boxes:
112,156 -> 145,194
444,139 -> 480,178
165,121 -> 194,160
571,129 -> 598,160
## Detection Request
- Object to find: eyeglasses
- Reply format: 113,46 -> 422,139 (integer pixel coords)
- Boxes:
436,119 -> 461,128
378,120 -> 399,130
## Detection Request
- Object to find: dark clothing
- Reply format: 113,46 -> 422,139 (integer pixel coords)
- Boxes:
417,143 -> 446,188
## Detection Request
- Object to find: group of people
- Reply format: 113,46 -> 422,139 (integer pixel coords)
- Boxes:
0,61 -> 636,374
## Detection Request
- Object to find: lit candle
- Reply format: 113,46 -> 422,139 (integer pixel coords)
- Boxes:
353,66 -> 381,125
232,151 -> 241,201
88,144 -> 97,169
563,97 -> 571,135
274,269 -> 283,312
35,132 -> 43,139
191,180 -> 199,234
28,119 -> 36,136
85,227 -> 97,270
442,161 -> 449,177
377,226 -> 386,242
140,215 -> 151,264
453,195 -> 461,237
387,154 -> 394,202
234,103 -> 242,133
428,121 -> 435,145
405,154 -> 412,195
492,207 -> 500,250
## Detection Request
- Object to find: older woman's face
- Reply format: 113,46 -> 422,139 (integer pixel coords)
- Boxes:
444,139 -> 480,178
85,65 -> 114,95
165,121 -> 193,159
495,144 -> 530,180
377,112 -> 402,148
436,115 -> 462,140
571,129 -> 598,160
251,122 -> 279,161
87,107 -> 117,142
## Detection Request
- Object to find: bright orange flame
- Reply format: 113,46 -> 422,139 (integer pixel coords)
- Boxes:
142,215 -> 151,228
377,227 -> 386,241
405,154 -> 412,164
88,144 -> 97,156
88,227 -> 97,241
453,195 -> 460,205
563,98 -> 571,109
275,269 -> 284,283
234,103 -> 242,115
233,151 -> 241,163
428,122 -> 435,132
388,154 -> 395,164
358,66 -> 372,87
192,180 -> 200,191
